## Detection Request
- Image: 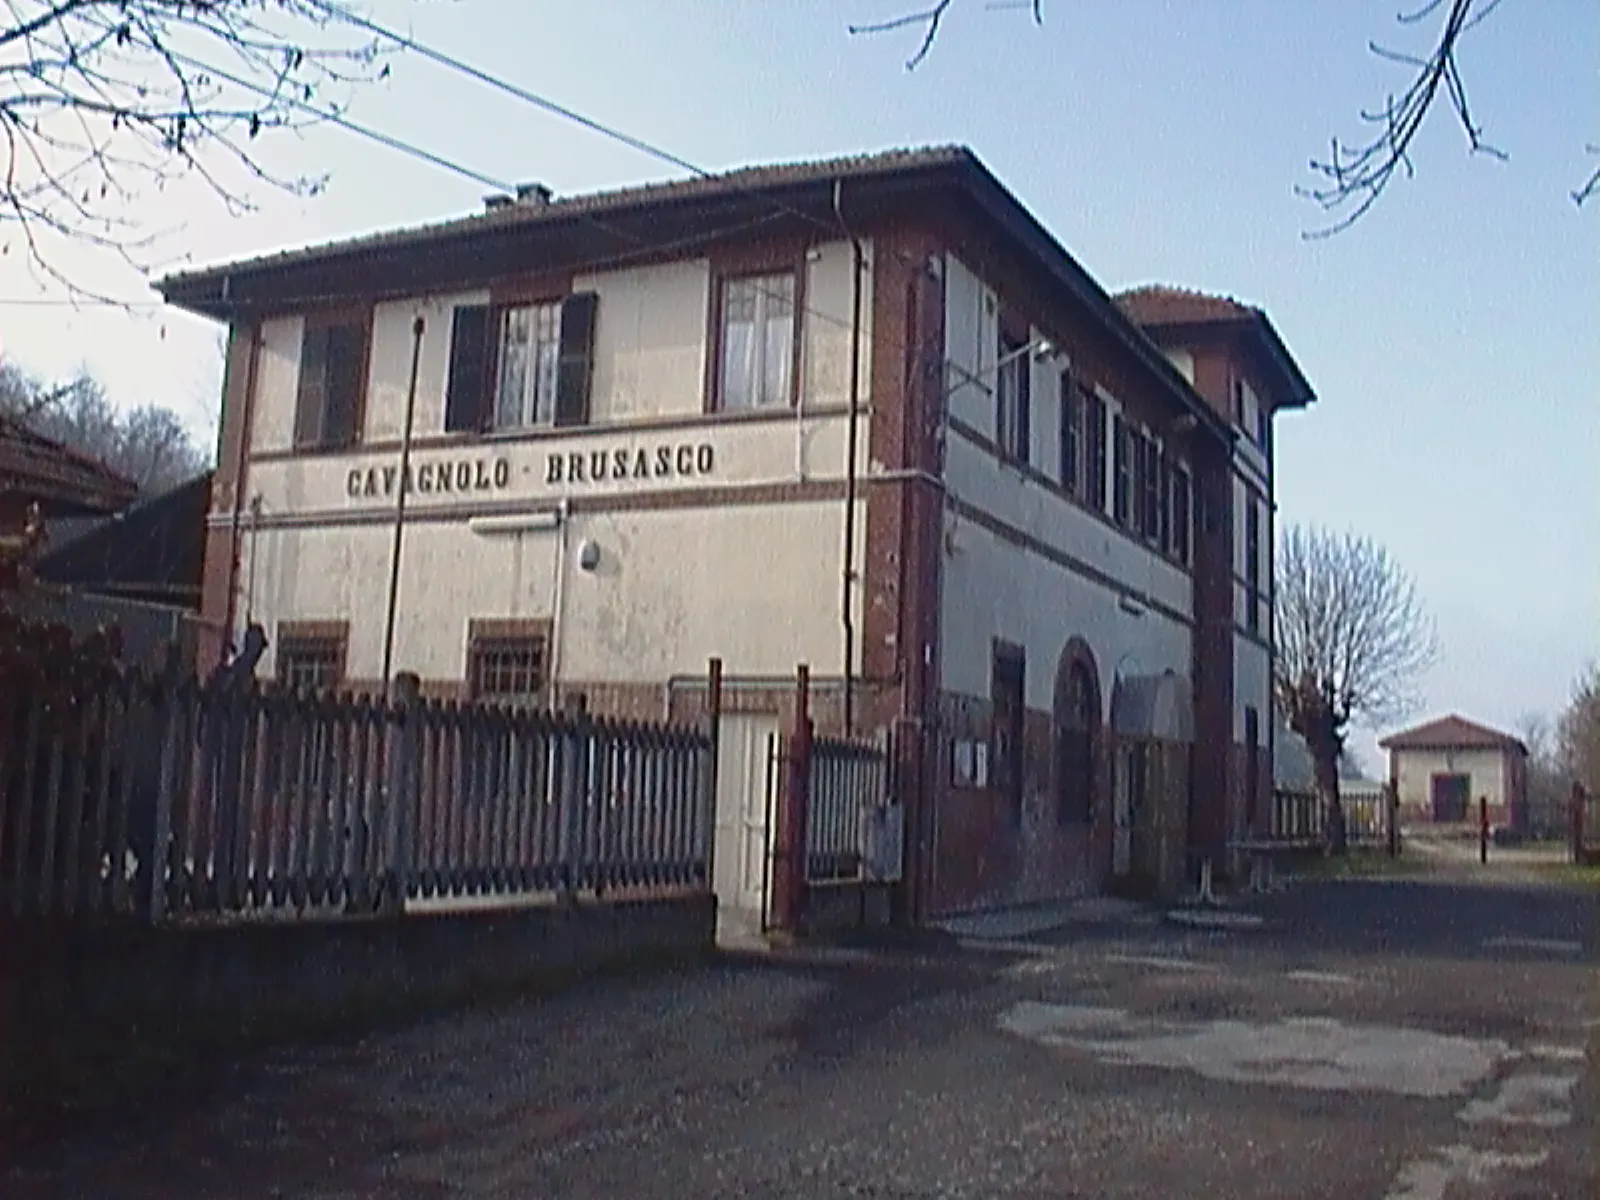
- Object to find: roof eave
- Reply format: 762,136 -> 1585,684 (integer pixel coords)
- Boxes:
949,165 -> 1231,443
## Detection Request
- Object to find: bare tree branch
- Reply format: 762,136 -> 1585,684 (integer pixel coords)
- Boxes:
849,0 -> 1595,229
848,0 -> 1040,71
0,0 -> 392,300
1274,524 -> 1439,852
1298,0 -> 1511,238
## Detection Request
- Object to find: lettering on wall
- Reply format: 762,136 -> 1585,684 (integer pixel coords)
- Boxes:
546,442 -> 714,485
347,457 -> 512,500
343,440 -> 718,502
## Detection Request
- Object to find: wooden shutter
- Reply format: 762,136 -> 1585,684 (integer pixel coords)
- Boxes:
1015,355 -> 1031,464
554,291 -> 599,427
444,304 -> 493,432
293,323 -> 329,447
1059,370 -> 1079,494
323,321 -> 366,448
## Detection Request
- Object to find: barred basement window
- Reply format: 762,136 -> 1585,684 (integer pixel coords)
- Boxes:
276,637 -> 345,693
469,635 -> 549,705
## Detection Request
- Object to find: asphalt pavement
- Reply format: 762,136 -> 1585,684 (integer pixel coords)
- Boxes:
3,859 -> 1595,1199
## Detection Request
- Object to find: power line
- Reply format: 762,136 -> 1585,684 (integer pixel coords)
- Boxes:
163,47 -> 516,193
307,0 -> 862,247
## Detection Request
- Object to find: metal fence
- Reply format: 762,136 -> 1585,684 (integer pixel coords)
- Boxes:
1343,790 -> 1389,847
1,672 -> 714,925
802,730 -> 902,885
1269,789 -> 1324,845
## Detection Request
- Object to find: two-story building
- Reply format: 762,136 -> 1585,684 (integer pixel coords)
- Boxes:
157,145 -> 1315,925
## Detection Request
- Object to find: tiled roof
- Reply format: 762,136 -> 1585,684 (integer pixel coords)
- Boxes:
1114,285 -> 1263,326
0,417 -> 138,516
159,145 -> 975,291
1378,714 -> 1527,754
36,471 -> 210,604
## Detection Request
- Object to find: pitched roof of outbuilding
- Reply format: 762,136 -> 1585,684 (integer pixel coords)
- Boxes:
1378,714 -> 1527,755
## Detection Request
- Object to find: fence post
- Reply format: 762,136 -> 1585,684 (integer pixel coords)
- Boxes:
703,658 -> 722,890
145,680 -> 184,925
557,692 -> 590,904
380,672 -> 421,917
1478,794 -> 1489,865
772,665 -> 812,934
1386,782 -> 1400,859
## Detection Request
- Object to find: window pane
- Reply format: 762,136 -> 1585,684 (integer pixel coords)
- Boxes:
496,308 -> 530,428
721,319 -> 756,410
760,301 -> 793,407
719,275 -> 794,411
534,303 -> 560,424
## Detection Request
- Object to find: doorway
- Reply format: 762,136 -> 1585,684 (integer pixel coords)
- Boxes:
1430,773 -> 1471,822
713,713 -> 780,945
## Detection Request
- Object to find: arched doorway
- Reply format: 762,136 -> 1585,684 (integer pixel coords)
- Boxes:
1053,640 -> 1101,828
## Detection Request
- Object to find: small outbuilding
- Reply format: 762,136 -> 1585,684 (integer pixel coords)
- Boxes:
1379,714 -> 1528,831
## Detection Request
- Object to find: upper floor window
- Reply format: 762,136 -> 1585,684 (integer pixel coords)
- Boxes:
495,302 -> 561,429
294,311 -> 369,450
715,272 -> 796,412
1245,497 -> 1262,634
1112,414 -> 1133,527
1255,398 -> 1270,449
1058,370 -> 1080,494
1084,390 -> 1108,513
1138,434 -> 1162,546
996,326 -> 1031,463
444,293 -> 598,433
1168,464 -> 1192,566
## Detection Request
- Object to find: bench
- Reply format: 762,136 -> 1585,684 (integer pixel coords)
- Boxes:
1228,837 -> 1326,894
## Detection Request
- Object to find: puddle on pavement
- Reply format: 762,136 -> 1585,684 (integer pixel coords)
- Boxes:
996,1001 -> 1510,1098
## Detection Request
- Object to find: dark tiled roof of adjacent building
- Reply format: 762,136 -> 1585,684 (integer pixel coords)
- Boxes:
1114,284 -> 1317,410
35,471 -> 211,608
1114,284 -> 1263,326
0,417 -> 138,517
1379,714 -> 1528,755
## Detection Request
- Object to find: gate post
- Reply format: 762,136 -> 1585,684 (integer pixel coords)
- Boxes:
702,658 -> 723,890
1386,781 -> 1400,859
1478,794 -> 1489,864
771,665 -> 812,934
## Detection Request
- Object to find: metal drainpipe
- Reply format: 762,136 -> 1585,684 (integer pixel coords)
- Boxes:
548,496 -> 573,703
836,179 -> 865,738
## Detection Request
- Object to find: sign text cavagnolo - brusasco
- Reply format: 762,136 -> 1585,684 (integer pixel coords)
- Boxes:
345,439 -> 716,500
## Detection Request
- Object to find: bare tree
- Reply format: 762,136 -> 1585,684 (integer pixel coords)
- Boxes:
1274,524 -> 1439,852
0,0 -> 388,293
1557,665 -> 1600,795
0,361 -> 207,494
848,0 -> 1598,232
1515,710 -> 1571,838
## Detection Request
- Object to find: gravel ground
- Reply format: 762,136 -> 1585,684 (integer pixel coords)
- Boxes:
3,866 -> 1595,1199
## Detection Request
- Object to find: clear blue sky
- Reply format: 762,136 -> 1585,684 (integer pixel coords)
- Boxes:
2,0 -> 1595,767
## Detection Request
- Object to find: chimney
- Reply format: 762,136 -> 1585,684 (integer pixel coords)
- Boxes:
515,182 -> 554,208
483,193 -> 514,212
